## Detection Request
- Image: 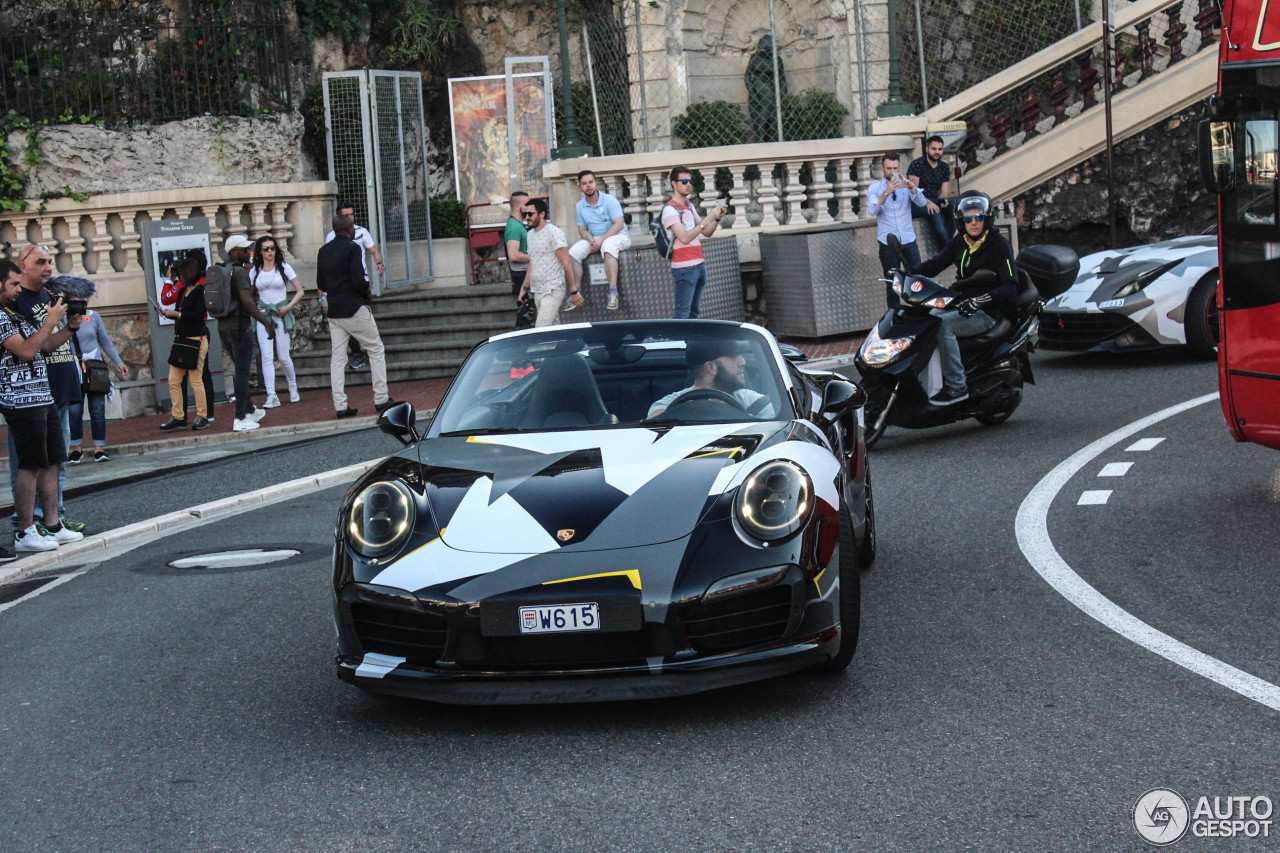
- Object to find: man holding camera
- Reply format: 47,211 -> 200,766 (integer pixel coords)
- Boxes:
0,257 -> 86,552
6,244 -> 88,536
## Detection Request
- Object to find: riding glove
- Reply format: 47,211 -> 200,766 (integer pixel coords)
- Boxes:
954,291 -> 992,318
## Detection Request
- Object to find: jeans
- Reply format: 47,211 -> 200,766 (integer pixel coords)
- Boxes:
924,209 -> 955,247
672,263 -> 708,319
933,308 -> 997,389
878,239 -> 922,309
8,402 -> 69,527
219,322 -> 257,420
68,392 -> 108,447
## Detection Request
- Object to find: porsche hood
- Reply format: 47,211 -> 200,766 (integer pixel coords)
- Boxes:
416,423 -> 787,555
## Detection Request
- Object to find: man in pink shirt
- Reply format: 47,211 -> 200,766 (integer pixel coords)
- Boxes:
661,166 -> 726,318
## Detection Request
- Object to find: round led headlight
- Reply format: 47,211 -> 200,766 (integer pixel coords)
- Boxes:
346,481 -> 416,559
734,461 -> 814,541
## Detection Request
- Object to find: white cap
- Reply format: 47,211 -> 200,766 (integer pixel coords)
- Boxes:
224,234 -> 253,252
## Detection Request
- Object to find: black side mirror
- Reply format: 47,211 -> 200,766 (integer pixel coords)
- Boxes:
1199,118 -> 1235,195
820,380 -> 865,421
378,401 -> 420,446
778,342 -> 809,363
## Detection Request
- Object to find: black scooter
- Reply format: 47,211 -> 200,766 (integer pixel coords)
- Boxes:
854,236 -> 1079,447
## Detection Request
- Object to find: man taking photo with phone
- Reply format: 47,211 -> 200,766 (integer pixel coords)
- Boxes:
660,166 -> 726,319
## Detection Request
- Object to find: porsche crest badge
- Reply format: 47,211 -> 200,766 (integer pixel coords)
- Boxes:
557,529 -> 575,542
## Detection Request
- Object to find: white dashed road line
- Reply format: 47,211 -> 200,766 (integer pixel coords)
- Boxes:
1126,437 -> 1166,452
1076,490 -> 1112,505
1098,462 -> 1133,477
1017,392 -> 1280,713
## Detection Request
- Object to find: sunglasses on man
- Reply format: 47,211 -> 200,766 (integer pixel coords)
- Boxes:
961,214 -> 984,224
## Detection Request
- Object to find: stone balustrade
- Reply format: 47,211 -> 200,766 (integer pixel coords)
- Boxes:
542,135 -> 916,262
0,181 -> 336,309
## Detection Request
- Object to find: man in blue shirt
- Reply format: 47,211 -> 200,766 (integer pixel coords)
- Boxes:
866,152 -> 927,308
567,170 -> 630,311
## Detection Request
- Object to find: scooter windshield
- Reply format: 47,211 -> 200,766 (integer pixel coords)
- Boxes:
893,273 -> 955,309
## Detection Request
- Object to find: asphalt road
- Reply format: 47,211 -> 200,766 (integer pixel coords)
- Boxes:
3,347 -> 1278,852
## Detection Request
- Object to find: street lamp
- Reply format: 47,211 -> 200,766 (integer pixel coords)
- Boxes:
876,0 -> 918,118
551,0 -> 591,160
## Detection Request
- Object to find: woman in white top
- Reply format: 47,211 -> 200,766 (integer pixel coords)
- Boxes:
250,235 -> 304,407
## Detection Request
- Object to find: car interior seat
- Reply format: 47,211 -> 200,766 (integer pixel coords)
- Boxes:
520,355 -> 613,429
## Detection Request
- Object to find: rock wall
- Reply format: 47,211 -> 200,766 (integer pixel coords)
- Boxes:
9,114 -> 314,198
1017,108 -> 1212,256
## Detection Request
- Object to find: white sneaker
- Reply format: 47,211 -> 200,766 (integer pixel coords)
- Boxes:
288,389 -> 300,403
40,523 -> 83,544
607,293 -> 619,310
15,525 -> 57,552
233,417 -> 260,432
249,407 -> 266,422
263,394 -> 281,409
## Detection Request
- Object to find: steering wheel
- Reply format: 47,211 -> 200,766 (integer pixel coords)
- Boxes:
667,387 -> 751,413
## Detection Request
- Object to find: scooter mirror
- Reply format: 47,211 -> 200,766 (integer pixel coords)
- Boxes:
886,234 -> 902,253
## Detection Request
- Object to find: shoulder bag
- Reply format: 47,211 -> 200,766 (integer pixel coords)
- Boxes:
70,327 -> 112,395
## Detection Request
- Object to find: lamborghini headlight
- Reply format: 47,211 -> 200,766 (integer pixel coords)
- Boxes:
735,461 -> 814,541
346,481 -> 416,559
859,325 -> 914,367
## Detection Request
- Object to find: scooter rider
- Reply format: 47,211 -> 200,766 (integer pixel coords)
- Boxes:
911,191 -> 1017,406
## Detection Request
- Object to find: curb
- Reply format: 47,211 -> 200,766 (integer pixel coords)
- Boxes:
0,457 -> 383,588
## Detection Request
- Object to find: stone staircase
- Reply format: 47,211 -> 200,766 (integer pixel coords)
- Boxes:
288,283 -> 515,390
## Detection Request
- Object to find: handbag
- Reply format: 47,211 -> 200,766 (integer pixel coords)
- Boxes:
81,359 -> 111,395
168,336 -> 202,370
514,296 -> 536,330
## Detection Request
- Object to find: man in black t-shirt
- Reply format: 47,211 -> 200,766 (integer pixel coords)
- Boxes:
317,215 -> 391,419
6,244 -> 88,535
907,135 -> 955,248
1,253 -> 87,551
219,235 -> 276,432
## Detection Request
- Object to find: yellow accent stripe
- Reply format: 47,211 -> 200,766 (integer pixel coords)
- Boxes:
543,569 -> 642,591
685,446 -> 744,461
811,567 -> 827,594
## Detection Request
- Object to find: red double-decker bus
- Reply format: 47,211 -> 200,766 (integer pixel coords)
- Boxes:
1200,0 -> 1280,450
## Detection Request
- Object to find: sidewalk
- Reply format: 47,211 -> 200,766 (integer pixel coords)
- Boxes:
0,330 -> 864,509
0,377 -> 453,510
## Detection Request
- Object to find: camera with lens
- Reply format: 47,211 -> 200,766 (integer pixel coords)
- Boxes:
46,274 -> 97,318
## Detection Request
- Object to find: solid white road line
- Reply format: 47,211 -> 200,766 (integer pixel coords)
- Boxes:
1098,462 -> 1133,477
0,457 -> 383,593
1077,490 -> 1112,505
1017,392 -> 1280,713
1126,437 -> 1166,452
0,571 -> 86,614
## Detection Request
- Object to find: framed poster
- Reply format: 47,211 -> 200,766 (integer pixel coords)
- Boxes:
449,72 -> 553,227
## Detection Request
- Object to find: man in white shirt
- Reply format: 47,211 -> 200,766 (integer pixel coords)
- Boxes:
323,201 -> 385,369
647,339 -> 774,419
517,199 -> 583,327
866,152 -> 927,308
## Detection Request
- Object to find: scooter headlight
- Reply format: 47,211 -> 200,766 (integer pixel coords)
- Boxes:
859,325 -> 914,367
734,461 -> 814,541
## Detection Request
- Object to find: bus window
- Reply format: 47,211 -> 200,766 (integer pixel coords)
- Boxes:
1236,118 -> 1278,225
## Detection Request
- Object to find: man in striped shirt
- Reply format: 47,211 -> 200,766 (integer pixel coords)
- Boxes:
661,166 -> 726,318
866,152 -> 927,308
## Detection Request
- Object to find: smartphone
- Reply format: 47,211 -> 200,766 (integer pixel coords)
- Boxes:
716,198 -> 728,209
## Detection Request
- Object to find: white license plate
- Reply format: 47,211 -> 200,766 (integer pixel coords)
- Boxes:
519,603 -> 600,634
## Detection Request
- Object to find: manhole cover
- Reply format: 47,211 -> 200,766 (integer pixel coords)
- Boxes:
167,548 -> 302,570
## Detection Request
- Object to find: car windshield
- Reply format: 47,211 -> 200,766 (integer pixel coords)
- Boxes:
428,322 -> 795,436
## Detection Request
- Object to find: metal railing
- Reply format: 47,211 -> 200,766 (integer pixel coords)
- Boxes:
0,3 -> 291,125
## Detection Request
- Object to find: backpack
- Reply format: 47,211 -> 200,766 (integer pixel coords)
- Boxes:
650,202 -> 677,260
203,263 -> 239,319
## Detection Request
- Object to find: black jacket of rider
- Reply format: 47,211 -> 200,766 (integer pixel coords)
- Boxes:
913,230 -> 1018,321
